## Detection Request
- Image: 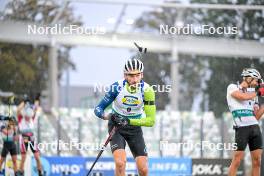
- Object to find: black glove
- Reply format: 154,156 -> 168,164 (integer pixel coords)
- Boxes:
111,114 -> 130,127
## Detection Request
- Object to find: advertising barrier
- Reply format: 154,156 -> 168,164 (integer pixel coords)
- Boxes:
3,156 -> 245,176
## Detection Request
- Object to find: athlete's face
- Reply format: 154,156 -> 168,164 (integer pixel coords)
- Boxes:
125,73 -> 143,87
245,77 -> 259,87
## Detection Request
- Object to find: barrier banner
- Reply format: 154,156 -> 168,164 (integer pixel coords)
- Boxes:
192,159 -> 245,176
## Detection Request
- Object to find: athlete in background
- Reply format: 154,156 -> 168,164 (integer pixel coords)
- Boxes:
0,116 -> 19,176
227,68 -> 264,176
17,95 -> 43,176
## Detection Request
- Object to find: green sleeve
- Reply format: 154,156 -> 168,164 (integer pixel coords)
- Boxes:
129,86 -> 156,127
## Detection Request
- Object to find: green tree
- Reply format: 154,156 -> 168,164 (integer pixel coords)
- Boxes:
0,0 -> 80,101
188,0 -> 264,117
134,7 -> 209,110
134,0 -> 264,115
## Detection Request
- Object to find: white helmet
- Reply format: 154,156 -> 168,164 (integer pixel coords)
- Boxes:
241,68 -> 261,79
124,58 -> 144,74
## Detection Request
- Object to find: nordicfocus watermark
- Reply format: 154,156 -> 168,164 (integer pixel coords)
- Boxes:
160,24 -> 238,35
27,24 -> 106,35
160,140 -> 238,151
93,83 -> 171,93
26,140 -> 153,152
29,140 -> 109,152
